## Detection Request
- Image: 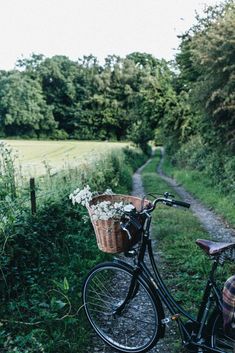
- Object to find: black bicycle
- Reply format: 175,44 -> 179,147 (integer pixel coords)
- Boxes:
82,193 -> 235,352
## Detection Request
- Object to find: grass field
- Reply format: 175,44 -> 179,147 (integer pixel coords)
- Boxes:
3,139 -> 129,176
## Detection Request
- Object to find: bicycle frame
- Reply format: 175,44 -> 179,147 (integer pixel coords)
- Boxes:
115,219 -> 226,353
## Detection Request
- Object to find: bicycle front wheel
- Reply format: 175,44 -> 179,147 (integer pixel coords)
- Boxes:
210,311 -> 235,352
82,262 -> 162,353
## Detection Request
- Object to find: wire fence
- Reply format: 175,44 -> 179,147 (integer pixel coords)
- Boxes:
0,167 -> 81,216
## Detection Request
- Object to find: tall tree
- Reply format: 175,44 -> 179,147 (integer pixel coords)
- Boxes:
0,71 -> 56,137
176,1 -> 235,153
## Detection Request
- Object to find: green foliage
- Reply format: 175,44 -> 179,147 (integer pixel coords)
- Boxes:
0,71 -> 57,137
0,146 -> 146,352
142,156 -> 235,318
0,142 -> 17,199
159,1 -> 235,199
50,129 -> 69,140
159,89 -> 198,154
122,146 -> 147,172
172,136 -> 208,171
169,133 -> 235,199
0,52 -> 174,152
174,1 -> 235,152
187,2 -> 235,152
126,56 -> 174,152
162,153 -> 235,227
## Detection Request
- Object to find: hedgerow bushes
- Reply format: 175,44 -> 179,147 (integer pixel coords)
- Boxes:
0,143 -> 146,352
172,136 -> 235,196
163,140 -> 235,227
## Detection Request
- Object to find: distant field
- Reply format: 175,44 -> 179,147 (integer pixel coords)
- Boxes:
3,139 -> 129,176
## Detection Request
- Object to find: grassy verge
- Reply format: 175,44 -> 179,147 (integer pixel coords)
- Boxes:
162,157 -> 235,228
141,156 -> 235,352
0,146 -> 147,353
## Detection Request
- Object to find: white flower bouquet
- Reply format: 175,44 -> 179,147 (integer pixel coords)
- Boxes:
69,186 -> 134,221
70,185 -> 150,253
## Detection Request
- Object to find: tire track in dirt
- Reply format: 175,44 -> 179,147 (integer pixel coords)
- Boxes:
157,148 -> 235,242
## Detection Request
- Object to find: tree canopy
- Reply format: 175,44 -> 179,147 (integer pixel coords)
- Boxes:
0,53 -> 172,150
0,0 -> 233,162
173,1 -> 235,154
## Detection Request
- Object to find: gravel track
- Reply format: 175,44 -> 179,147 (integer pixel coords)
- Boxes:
89,154 -> 235,353
157,149 -> 235,243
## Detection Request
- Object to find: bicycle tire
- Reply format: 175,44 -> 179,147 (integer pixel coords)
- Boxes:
210,310 -> 235,352
82,261 -> 163,353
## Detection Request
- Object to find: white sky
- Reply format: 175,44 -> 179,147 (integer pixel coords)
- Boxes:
0,0 -> 220,70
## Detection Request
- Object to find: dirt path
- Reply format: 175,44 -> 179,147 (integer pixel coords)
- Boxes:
89,159 -> 176,353
157,148 -> 235,242
131,161 -> 179,353
90,155 -> 235,353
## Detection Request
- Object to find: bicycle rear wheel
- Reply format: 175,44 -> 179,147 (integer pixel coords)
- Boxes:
210,311 -> 235,352
82,262 -> 163,353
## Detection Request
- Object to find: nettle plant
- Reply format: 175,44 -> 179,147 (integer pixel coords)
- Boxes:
69,185 -> 134,221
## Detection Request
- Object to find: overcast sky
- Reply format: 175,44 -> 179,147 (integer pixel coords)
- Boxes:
0,0 -> 220,70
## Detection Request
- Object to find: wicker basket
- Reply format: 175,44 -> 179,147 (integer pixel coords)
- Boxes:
87,194 -> 151,253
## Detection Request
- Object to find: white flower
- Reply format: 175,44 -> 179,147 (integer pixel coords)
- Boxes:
103,188 -> 114,195
90,200 -> 127,221
70,185 -> 134,222
69,185 -> 92,206
124,204 -> 136,212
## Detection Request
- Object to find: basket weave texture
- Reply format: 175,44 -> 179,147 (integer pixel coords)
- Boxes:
87,194 -> 150,253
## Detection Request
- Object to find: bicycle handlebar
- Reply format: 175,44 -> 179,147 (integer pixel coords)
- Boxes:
148,196 -> 190,212
166,198 -> 190,208
120,193 -> 190,238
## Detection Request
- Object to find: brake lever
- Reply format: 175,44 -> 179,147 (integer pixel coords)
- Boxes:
164,192 -> 175,199
120,222 -> 132,240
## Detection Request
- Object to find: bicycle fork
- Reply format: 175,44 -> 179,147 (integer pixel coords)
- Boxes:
112,267 -> 141,316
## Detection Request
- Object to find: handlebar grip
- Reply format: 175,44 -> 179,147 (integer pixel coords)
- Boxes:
172,199 -> 190,208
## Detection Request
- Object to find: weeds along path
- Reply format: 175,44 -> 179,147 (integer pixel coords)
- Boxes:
157,148 -> 235,243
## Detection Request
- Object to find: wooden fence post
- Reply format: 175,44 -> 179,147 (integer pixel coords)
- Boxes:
30,177 -> 36,215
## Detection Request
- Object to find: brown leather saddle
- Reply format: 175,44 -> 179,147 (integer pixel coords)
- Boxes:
196,239 -> 235,256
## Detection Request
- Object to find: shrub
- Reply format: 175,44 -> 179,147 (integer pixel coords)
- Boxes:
50,129 -> 69,140
0,145 -> 146,352
173,136 -> 207,170
172,136 -> 235,197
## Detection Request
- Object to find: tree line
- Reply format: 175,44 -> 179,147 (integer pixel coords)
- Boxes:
161,0 -> 235,155
0,0 -> 234,185
162,0 -> 235,194
0,52 -> 173,152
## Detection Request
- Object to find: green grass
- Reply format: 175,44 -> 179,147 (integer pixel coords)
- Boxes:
3,139 -> 129,176
141,156 -> 235,351
162,157 -> 235,228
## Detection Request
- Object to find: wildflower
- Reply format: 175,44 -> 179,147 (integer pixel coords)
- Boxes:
69,185 -> 92,206
70,186 -> 133,222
